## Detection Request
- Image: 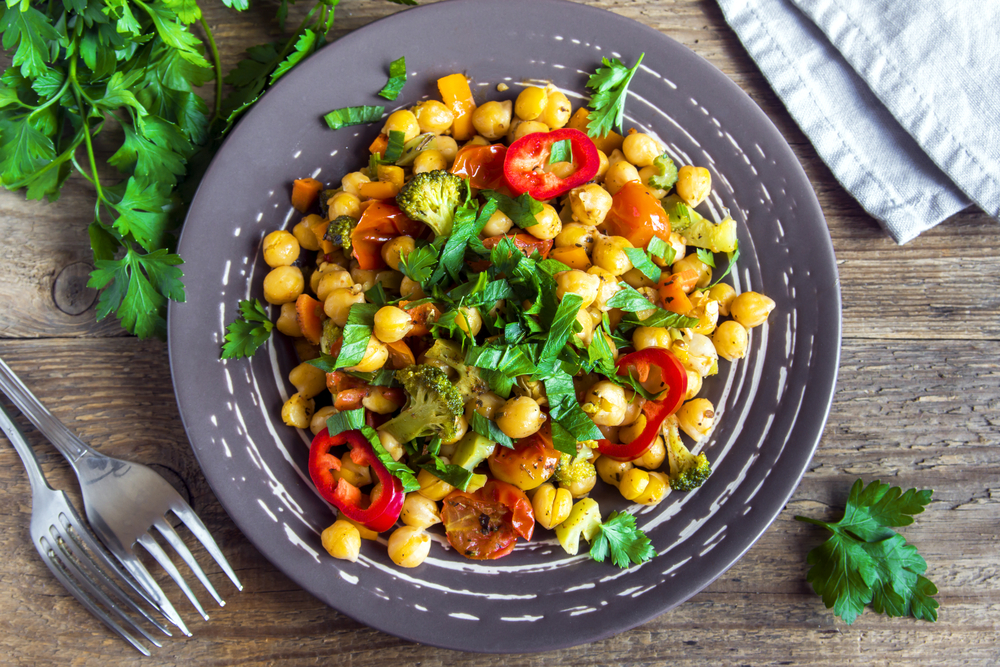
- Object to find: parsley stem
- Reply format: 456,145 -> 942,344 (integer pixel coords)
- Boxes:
198,15 -> 225,122
69,66 -> 105,206
27,78 -> 71,117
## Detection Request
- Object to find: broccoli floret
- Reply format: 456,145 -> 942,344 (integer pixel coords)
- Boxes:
555,453 -> 597,486
422,339 -> 487,402
395,170 -> 467,237
664,417 -> 712,491
325,215 -> 356,252
318,188 -> 339,218
380,365 -> 464,444
320,319 -> 343,356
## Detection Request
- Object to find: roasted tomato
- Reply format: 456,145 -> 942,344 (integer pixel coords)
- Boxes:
487,424 -> 560,490
603,179 -> 672,249
450,143 -> 508,191
441,480 -> 534,560
351,201 -> 425,270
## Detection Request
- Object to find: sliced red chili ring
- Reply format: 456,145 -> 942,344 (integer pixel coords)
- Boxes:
503,128 -> 600,200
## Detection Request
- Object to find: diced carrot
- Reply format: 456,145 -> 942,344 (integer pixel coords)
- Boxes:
358,180 -> 401,200
657,272 -> 696,314
437,73 -> 476,141
385,339 -> 415,369
369,133 -> 389,156
310,217 -> 335,255
291,177 -> 323,213
566,108 -> 623,154
398,301 -> 442,337
295,294 -> 324,344
549,246 -> 592,270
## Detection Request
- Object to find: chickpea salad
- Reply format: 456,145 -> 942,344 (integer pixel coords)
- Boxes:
223,56 -> 776,569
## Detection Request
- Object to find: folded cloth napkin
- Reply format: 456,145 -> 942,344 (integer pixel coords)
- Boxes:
716,0 -> 1000,243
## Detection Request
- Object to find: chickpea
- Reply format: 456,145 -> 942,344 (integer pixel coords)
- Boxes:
541,90 -> 572,129
603,160 -> 640,195
592,234 -> 634,276
496,396 -> 546,439
585,381 -> 627,426
532,483 -> 573,529
606,148 -> 628,169
310,405 -> 338,435
263,265 -> 304,304
388,525 -> 431,567
623,267 -> 656,289
281,393 -> 314,429
465,392 -> 505,421
363,387 -> 403,414
292,219 -> 321,251
456,306 -> 483,337
636,436 -> 666,469
638,165 -> 668,199
682,333 -> 720,378
400,275 -> 425,299
560,471 -> 597,499
441,415 -> 469,446
350,265 -> 378,292
595,149 -> 610,180
515,86 -> 548,121
649,232 -> 685,268
587,266 -> 622,311
382,109 -> 420,143
618,414 -> 647,445
683,370 -> 703,401
622,132 -> 662,168
596,456 -> 633,487
375,270 -> 403,292
315,270 -> 354,303
288,362 -> 326,399
676,165 -> 712,206
555,222 -> 597,251
567,184 -> 613,227
412,149 -> 447,174
544,160 -> 576,180
618,468 -> 649,502
472,100 -> 512,140
676,398 -> 715,441
328,192 -> 361,219
481,209 -> 514,236
672,254 -> 712,289
378,428 -> 404,461
413,100 -> 454,134
526,203 -> 562,240
340,171 -> 370,196
620,390 -> 643,425
323,285 -> 365,326
690,294 -> 720,335
276,302 -> 302,337
400,494 -> 442,529
347,335 -> 388,373
713,320 -> 749,361
293,339 -> 319,362
554,270 -> 601,309
432,135 -> 459,162
321,520 -> 361,562
708,283 -> 737,316
416,467 -> 455,501
512,120 -> 548,141
574,308 -> 595,346
373,306 -> 413,343
730,291 -> 776,329
262,230 -> 300,268
380,235 -> 415,271
622,469 -> 670,505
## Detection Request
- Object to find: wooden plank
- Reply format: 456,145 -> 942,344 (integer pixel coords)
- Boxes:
0,336 -> 997,664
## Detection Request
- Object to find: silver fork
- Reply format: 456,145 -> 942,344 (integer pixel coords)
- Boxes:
1,401 -> 172,655
0,357 -> 243,635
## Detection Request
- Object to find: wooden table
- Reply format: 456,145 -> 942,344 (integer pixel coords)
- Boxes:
2,1 -> 998,664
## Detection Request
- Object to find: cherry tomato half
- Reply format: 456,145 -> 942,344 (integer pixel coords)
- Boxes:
603,179 -> 672,250
451,143 -> 508,191
441,480 -> 534,560
351,201 -> 425,270
487,425 -> 561,491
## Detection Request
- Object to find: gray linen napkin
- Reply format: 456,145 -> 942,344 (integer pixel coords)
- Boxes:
716,0 -> 1000,243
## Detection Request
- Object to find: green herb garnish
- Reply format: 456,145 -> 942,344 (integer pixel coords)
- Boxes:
589,511 -> 656,568
585,53 -> 644,138
323,105 -> 386,131
221,299 -> 273,359
378,55 -> 407,100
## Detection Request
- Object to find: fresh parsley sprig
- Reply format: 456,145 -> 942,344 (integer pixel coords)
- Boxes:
795,479 -> 939,624
221,299 -> 274,359
589,511 -> 656,568
586,53 -> 644,138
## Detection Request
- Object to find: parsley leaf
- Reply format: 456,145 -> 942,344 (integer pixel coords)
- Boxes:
481,189 -> 543,229
548,138 -> 573,164
378,56 -> 407,100
696,247 -> 716,268
326,409 -> 420,493
220,299 -> 273,359
469,411 -> 514,449
323,105 -> 385,131
795,479 -> 938,624
333,303 -> 378,370
589,511 -> 655,568
398,243 -> 439,286
586,53 -> 644,138
646,235 -> 676,265
623,247 -> 662,282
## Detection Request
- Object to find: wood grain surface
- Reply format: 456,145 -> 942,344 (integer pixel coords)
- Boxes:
2,0 -> 999,665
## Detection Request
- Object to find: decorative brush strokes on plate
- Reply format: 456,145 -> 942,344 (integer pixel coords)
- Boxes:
169,0 -> 840,653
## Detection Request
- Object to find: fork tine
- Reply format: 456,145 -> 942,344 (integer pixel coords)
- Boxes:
48,525 -> 165,649
172,503 -> 243,591
137,532 -> 209,620
58,514 -> 172,638
116,552 -> 192,637
153,517 -> 224,607
37,534 -> 152,657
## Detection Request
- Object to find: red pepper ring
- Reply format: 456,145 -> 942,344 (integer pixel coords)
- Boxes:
597,348 -> 688,462
308,428 -> 404,533
503,128 -> 600,200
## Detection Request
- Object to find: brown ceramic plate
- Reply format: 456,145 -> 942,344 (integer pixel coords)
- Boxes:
169,0 -> 840,652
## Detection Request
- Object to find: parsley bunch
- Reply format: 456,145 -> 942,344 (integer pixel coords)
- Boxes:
0,0 -> 414,338
795,479 -> 939,624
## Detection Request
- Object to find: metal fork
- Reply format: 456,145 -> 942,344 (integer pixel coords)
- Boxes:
1,401 -> 172,655
0,357 -> 243,635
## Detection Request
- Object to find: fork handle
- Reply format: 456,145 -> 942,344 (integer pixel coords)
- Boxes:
0,400 -> 53,497
0,357 -> 93,463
